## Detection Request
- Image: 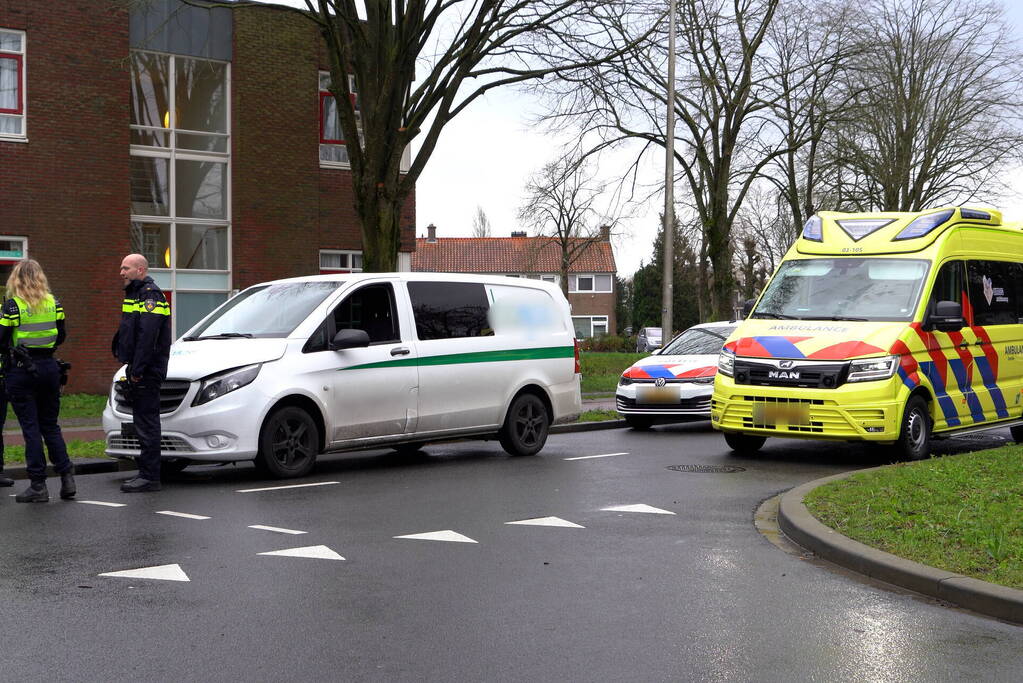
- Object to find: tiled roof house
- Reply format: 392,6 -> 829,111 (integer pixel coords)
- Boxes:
412,225 -> 617,337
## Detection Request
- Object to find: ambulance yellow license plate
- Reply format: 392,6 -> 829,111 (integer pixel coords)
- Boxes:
636,385 -> 680,405
752,403 -> 810,426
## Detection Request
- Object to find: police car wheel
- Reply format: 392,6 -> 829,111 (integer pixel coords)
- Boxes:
625,415 -> 653,431
895,396 -> 931,461
256,406 -> 319,478
723,432 -> 766,454
499,393 -> 550,456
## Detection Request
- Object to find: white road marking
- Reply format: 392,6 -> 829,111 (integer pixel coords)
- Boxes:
77,500 -> 128,508
249,525 -> 307,535
259,545 -> 345,560
99,564 -> 191,582
564,452 -> 628,461
601,504 -> 676,515
236,481 -> 340,493
505,516 -> 585,528
156,511 -> 210,520
394,530 -> 478,543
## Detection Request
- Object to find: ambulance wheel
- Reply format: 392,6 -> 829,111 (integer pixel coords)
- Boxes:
499,393 -> 550,456
724,432 -> 766,454
895,396 -> 931,461
625,415 -> 653,431
256,406 -> 319,478
1011,425 -> 1023,444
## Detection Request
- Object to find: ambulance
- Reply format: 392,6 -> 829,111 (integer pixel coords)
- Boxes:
711,207 -> 1023,460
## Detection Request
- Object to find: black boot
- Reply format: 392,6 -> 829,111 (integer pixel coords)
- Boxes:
121,477 -> 161,493
59,471 -> 76,500
0,472 -> 13,487
15,483 -> 49,503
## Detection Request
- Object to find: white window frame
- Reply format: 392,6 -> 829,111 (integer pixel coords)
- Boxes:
569,273 -> 612,293
319,249 -> 363,273
572,315 -> 609,338
318,71 -> 411,172
0,235 -> 27,261
0,28 -> 27,142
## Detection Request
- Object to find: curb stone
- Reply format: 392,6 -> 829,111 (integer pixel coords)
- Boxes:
778,467 -> 1023,625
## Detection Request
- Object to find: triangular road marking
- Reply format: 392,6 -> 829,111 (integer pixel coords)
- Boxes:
258,545 -> 345,561
394,530 -> 478,543
601,504 -> 676,515
99,564 -> 190,582
505,516 -> 585,528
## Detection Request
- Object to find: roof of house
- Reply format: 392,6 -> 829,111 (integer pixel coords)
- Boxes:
412,236 -> 616,274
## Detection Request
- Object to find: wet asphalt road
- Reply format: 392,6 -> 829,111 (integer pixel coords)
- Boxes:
2,424 -> 1022,682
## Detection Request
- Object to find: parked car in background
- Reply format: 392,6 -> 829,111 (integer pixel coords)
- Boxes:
636,326 -> 663,352
617,321 -> 737,429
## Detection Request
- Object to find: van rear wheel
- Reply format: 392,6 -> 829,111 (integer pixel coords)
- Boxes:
723,432 -> 766,454
499,393 -> 550,456
1011,425 -> 1023,444
255,406 -> 319,478
894,396 -> 931,461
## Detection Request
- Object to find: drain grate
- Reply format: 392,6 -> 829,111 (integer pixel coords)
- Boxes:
667,464 -> 746,473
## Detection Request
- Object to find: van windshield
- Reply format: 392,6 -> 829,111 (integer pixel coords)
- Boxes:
186,281 -> 341,339
753,258 -> 929,322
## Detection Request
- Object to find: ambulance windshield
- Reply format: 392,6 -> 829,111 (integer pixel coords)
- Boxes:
753,258 -> 929,322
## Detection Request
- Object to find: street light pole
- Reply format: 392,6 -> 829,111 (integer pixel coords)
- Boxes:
660,0 -> 677,343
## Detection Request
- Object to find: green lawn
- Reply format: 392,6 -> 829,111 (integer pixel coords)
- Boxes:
805,446 -> 1023,590
577,409 -> 620,422
4,393 -> 107,423
2,439 -> 107,464
580,351 -> 646,393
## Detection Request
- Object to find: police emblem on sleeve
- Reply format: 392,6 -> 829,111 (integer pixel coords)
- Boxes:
144,299 -> 156,312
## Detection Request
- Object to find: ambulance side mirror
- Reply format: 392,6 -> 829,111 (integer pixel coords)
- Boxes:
927,300 -> 965,332
741,299 -> 756,318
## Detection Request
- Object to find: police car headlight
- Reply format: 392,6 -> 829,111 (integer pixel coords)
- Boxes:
717,349 -> 735,377
193,364 -> 262,406
847,355 -> 899,383
619,373 -> 634,386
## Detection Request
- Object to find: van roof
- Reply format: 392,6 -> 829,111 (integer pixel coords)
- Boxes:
795,207 -> 1016,256
253,271 -> 566,289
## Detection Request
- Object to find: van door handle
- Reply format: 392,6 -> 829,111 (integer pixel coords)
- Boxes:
957,341 -> 970,349
975,340 -> 986,346
391,347 -> 411,356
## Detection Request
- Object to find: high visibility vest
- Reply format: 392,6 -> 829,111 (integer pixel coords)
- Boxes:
4,294 -> 63,349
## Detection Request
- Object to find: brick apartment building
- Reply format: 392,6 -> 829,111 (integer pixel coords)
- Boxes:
412,224 -> 617,338
0,0 -> 414,392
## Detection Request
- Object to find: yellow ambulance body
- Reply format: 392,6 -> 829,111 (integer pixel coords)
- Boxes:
711,207 -> 1023,459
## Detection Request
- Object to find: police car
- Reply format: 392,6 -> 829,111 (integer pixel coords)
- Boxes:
616,321 -> 737,429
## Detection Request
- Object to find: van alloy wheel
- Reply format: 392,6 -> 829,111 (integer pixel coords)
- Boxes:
895,396 -> 931,461
499,393 -> 550,456
256,406 -> 319,478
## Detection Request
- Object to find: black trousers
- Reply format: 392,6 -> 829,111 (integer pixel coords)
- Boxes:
131,377 -> 162,482
0,377 -> 6,471
7,359 -> 71,484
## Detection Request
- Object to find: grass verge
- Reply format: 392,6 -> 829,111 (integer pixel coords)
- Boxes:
576,409 -> 620,423
4,393 -> 108,423
580,352 -> 646,393
3,439 -> 107,465
804,446 -> 1023,590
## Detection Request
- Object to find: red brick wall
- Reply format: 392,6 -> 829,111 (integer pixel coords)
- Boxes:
0,0 -> 130,393
568,292 -> 616,335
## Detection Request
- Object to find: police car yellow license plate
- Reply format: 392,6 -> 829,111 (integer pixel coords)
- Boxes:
636,385 -> 680,405
753,403 -> 810,426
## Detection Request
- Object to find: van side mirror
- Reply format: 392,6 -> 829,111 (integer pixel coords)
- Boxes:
741,299 -> 756,318
927,300 -> 965,332
330,328 -> 371,350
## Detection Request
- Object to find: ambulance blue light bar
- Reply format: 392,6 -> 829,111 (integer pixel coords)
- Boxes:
893,209 -> 954,241
802,215 -> 823,242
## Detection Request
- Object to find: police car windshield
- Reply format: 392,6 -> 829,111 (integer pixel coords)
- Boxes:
753,258 -> 929,322
187,282 -> 341,339
660,326 -> 735,355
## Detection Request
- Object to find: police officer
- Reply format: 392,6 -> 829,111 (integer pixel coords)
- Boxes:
0,259 -> 75,502
113,254 -> 171,493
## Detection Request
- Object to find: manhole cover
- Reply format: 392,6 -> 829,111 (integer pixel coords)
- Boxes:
667,464 -> 746,473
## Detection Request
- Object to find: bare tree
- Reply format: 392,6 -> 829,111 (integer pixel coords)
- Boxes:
178,0 -> 650,271
517,156 -> 608,298
472,205 -> 492,238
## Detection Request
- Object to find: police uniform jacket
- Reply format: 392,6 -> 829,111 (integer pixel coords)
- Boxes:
0,295 -> 67,359
113,276 -> 171,380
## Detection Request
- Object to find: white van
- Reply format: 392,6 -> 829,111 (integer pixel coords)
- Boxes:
102,273 -> 582,478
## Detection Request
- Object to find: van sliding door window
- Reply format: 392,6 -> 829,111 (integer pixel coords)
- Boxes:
407,282 -> 493,340
966,261 -> 1023,326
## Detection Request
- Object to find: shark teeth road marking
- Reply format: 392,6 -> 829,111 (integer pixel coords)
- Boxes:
564,452 -> 628,461
505,516 -> 585,528
601,504 -> 676,515
394,530 -> 478,543
236,481 -> 340,493
156,511 -> 210,520
258,545 -> 345,560
77,500 -> 128,507
249,525 -> 307,535
99,564 -> 191,582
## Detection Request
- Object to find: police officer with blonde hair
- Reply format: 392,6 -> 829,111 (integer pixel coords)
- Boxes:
0,259 -> 75,502
113,253 -> 171,492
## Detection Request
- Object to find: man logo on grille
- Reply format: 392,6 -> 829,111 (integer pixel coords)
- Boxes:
655,377 -> 666,387
778,360 -> 795,369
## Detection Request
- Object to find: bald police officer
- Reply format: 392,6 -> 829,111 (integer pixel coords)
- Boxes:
113,254 -> 171,492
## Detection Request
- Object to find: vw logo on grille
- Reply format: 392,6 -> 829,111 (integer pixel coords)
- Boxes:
655,377 -> 667,387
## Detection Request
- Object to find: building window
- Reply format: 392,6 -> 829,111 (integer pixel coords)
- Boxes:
570,274 -> 612,293
0,29 -> 26,140
319,71 -> 360,167
319,249 -> 363,274
130,50 -> 231,337
572,315 -> 609,338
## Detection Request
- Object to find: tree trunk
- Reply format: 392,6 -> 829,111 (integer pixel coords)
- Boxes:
357,181 -> 403,272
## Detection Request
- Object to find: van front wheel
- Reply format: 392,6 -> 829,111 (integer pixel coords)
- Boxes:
499,393 -> 550,456
724,432 -> 766,454
256,406 -> 319,478
895,396 -> 931,461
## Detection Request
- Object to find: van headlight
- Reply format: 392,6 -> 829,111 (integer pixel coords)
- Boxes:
193,364 -> 262,406
847,355 -> 899,383
717,349 -> 735,377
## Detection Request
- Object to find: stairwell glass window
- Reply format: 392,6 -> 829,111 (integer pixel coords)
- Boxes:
129,50 -> 231,337
319,71 -> 360,167
0,29 -> 26,140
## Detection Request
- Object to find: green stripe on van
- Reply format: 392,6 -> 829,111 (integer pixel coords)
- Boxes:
340,345 -> 574,371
